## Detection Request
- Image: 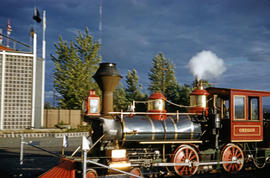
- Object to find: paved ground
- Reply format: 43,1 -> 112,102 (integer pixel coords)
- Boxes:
0,137 -> 82,178
1,137 -> 270,178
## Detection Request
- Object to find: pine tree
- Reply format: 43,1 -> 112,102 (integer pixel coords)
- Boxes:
149,52 -> 193,112
165,83 -> 192,112
125,69 -> 145,102
44,101 -> 52,109
125,69 -> 147,111
113,83 -> 129,111
52,28 -> 101,109
148,52 -> 177,94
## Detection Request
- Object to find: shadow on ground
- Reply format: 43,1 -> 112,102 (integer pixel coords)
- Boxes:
0,149 -> 77,178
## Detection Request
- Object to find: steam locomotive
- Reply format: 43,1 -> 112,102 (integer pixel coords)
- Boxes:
83,62 -> 270,177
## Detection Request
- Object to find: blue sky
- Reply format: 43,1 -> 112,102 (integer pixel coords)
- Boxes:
1,0 -> 270,104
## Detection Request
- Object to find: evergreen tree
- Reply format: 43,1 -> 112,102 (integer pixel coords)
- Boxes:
113,83 -> 129,111
44,101 -> 52,109
165,83 -> 182,112
148,53 -> 177,94
178,84 -> 192,112
148,52 -> 192,112
125,69 -> 147,111
125,69 -> 145,102
165,83 -> 192,112
52,28 -> 101,109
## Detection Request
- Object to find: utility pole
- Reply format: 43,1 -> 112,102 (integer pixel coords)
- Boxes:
41,10 -> 46,127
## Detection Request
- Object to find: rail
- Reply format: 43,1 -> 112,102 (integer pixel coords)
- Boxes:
108,111 -> 201,121
19,136 -> 61,165
80,135 -> 143,178
70,134 -> 104,157
20,135 -> 142,178
153,160 -> 244,167
131,99 -> 211,109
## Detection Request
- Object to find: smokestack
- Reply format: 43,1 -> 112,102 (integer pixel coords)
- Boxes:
197,79 -> 204,90
93,63 -> 122,115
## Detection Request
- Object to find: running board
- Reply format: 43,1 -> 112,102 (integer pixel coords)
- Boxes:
139,140 -> 202,144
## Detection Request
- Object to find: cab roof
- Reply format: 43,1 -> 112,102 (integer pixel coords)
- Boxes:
206,87 -> 270,97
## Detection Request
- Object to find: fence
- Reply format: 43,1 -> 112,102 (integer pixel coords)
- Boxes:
43,109 -> 82,128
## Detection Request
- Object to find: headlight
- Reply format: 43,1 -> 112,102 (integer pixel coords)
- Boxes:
111,149 -> 126,159
110,149 -> 130,173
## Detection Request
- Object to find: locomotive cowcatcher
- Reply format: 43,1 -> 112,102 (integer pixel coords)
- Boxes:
82,62 -> 270,177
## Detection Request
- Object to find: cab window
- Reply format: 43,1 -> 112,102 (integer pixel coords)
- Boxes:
234,96 -> 246,119
249,97 -> 259,120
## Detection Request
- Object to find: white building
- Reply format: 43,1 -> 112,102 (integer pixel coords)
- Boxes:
0,35 -> 44,129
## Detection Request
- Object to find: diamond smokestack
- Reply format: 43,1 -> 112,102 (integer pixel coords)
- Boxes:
93,63 -> 122,115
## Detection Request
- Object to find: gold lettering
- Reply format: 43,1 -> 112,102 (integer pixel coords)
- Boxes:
239,128 -> 255,133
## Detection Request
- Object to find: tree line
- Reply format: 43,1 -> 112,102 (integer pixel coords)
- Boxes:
47,28 -> 204,112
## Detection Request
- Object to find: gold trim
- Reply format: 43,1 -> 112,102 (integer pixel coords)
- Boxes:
122,119 -> 126,143
187,114 -> 191,121
163,119 -> 167,140
139,140 -> 202,144
187,115 -> 194,139
232,120 -> 263,122
233,125 -> 261,136
170,118 -> 178,140
231,140 -> 262,142
148,117 -> 155,140
190,121 -> 194,140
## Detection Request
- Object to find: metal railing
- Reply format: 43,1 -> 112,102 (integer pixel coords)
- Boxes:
19,136 -> 61,165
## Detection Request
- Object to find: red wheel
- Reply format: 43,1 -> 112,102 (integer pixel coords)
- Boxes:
130,167 -> 142,178
86,168 -> 98,178
172,144 -> 199,177
221,144 -> 244,173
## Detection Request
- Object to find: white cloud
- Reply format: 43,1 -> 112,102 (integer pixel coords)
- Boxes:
66,28 -> 81,35
45,90 -> 54,99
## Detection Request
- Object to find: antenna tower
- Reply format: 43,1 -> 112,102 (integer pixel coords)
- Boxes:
99,0 -> 103,58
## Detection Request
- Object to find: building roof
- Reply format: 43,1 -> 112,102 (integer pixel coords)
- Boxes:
0,45 -> 14,52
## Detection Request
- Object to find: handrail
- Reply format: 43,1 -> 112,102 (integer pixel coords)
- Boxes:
108,111 -> 201,115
